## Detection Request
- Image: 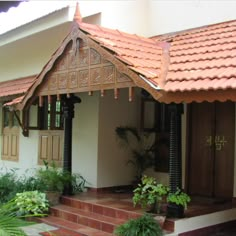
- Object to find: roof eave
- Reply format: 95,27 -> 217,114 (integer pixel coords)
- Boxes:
0,6 -> 72,47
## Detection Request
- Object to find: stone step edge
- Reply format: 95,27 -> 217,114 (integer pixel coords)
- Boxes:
38,215 -> 113,236
60,195 -> 142,220
51,204 -> 126,226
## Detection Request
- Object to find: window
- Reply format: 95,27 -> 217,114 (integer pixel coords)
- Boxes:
39,96 -> 63,130
141,98 -> 170,132
141,97 -> 171,172
37,96 -> 64,166
2,108 -> 19,161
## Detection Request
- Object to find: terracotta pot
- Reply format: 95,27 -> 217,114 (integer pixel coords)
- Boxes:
45,191 -> 61,206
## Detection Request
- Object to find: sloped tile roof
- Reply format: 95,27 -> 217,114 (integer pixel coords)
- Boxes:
79,22 -> 164,85
152,20 -> 236,92
13,7 -> 236,109
0,75 -> 36,100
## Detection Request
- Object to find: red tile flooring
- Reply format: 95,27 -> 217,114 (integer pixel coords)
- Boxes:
37,191 -> 236,236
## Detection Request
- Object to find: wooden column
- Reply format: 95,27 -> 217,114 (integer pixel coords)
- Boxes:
168,104 -> 183,193
62,94 -> 81,195
167,103 -> 183,217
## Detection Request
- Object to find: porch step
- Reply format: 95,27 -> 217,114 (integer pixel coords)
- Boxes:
60,195 -> 142,220
50,204 -> 126,233
39,215 -> 112,236
37,194 -> 172,235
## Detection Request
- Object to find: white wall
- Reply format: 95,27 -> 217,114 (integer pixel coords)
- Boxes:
0,23 -> 70,82
72,92 -> 100,188
149,0 -> 236,36
97,88 -> 140,188
0,130 -> 39,176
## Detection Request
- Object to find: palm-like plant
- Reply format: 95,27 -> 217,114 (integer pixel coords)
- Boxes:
0,198 -> 35,236
0,213 -> 27,236
115,126 -> 155,181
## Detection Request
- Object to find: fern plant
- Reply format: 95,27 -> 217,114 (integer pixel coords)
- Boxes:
114,214 -> 163,236
115,126 -> 155,181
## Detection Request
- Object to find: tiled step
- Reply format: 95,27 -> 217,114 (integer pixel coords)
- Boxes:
60,195 -> 174,233
50,204 -> 126,233
39,215 -> 113,236
61,195 -> 142,220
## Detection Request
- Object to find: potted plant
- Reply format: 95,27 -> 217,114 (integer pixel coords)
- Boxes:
167,188 -> 191,218
114,214 -> 163,236
115,126 -> 155,186
36,161 -> 64,205
36,161 -> 87,205
133,175 -> 169,214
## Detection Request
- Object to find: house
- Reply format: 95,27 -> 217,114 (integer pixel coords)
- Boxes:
1,1 -> 236,234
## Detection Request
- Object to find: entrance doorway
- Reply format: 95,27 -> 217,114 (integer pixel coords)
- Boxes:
188,102 -> 235,199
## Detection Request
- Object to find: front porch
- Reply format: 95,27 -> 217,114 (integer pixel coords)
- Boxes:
37,191 -> 236,236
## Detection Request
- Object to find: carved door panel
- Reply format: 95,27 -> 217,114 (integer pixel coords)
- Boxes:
2,110 -> 19,161
188,102 -> 235,199
38,130 -> 63,166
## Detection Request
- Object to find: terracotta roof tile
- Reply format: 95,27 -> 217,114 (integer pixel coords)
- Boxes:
153,19 -> 236,92
79,22 -> 164,82
0,75 -> 36,99
17,17 -> 236,109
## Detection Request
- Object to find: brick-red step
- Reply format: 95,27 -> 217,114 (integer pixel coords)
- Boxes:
39,215 -> 112,236
60,195 -> 142,220
50,204 -> 126,233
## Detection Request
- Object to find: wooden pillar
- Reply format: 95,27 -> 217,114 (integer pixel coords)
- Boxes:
168,104 -> 183,193
62,94 -> 81,195
167,103 -> 183,217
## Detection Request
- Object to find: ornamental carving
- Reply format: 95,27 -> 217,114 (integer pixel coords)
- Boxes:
117,71 -> 132,82
79,70 -> 89,87
58,73 -> 67,89
49,75 -> 57,90
37,36 -> 137,96
103,65 -> 114,84
91,68 -> 101,85
78,48 -> 89,67
57,55 -> 68,71
69,72 -> 77,88
102,58 -> 110,64
68,52 -> 77,69
90,49 -> 101,65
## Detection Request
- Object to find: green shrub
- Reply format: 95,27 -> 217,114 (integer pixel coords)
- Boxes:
133,175 -> 169,214
0,168 -> 45,204
14,191 -> 49,217
114,214 -> 163,236
0,169 -> 19,203
36,162 -> 64,193
167,188 -> 191,210
37,161 -> 87,194
2,191 -> 49,218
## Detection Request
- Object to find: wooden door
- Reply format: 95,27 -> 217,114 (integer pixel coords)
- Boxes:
214,102 -> 235,198
188,102 -> 235,199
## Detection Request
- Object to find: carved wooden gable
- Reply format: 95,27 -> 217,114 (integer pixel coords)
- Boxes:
39,37 -> 135,97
